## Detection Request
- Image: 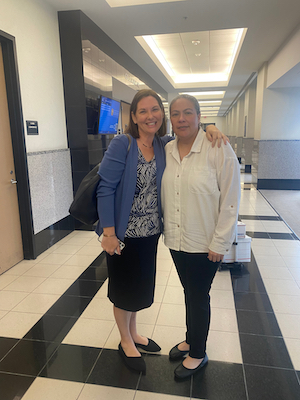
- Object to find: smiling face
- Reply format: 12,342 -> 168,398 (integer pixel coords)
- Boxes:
170,97 -> 200,142
132,96 -> 164,137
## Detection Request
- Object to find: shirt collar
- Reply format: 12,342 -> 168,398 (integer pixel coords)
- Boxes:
170,128 -> 205,162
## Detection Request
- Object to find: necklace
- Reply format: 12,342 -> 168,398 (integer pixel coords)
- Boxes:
142,142 -> 153,148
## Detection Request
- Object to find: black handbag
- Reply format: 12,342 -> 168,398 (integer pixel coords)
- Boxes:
69,134 -> 131,225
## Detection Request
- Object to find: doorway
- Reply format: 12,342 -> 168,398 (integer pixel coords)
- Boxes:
0,43 -> 23,273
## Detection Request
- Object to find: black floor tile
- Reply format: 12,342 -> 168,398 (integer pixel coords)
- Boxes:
24,315 -> 78,342
90,252 -> 107,267
234,292 -> 273,312
0,337 -> 19,361
45,295 -> 91,317
236,310 -> 282,336
246,231 -> 270,239
138,354 -> 191,398
39,343 -> 100,383
240,333 -> 293,368
244,364 -> 300,400
87,348 -> 141,389
63,279 -> 104,297
78,266 -> 107,281
269,232 -> 296,240
0,372 -> 34,400
0,339 -> 59,376
231,264 -> 267,294
191,361 -> 247,400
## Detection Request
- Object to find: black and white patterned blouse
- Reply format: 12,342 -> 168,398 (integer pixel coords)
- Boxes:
125,148 -> 160,238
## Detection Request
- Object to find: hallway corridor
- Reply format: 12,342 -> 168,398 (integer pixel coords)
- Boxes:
0,172 -> 300,400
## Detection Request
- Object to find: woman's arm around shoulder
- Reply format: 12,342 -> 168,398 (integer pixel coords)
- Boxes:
205,125 -> 229,148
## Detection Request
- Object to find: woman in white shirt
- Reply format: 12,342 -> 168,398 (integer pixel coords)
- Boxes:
161,94 -> 240,379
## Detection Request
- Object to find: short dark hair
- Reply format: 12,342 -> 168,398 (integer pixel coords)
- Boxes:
170,94 -> 201,115
125,89 -> 167,138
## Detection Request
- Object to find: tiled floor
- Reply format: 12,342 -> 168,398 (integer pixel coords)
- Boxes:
1,172 -> 300,399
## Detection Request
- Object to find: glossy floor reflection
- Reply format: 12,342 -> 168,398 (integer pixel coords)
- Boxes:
0,173 -> 300,399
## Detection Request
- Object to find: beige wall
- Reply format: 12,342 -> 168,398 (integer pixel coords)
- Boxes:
0,0 -> 67,152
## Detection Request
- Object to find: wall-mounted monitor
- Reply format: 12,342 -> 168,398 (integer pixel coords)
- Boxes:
98,96 -> 120,134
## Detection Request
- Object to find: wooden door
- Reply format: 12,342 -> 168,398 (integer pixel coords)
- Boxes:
0,43 -> 23,274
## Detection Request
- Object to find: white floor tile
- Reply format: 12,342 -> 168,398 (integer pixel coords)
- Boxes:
12,293 -> 61,314
51,244 -> 84,255
258,266 -> 293,280
0,291 -> 29,311
4,261 -> 36,276
78,384 -> 135,400
167,270 -> 182,287
276,246 -> 300,257
211,270 -> 232,291
38,253 -> 73,265
22,377 -> 84,400
62,318 -> 115,347
50,265 -> 88,280
162,285 -> 184,305
276,313 -> 300,339
2,275 -> 46,293
156,303 -> 185,327
0,310 -> 8,320
0,274 -> 18,290
156,258 -> 173,272
206,330 -> 242,363
210,308 -> 239,333
63,254 -> 97,267
282,256 -> 300,268
23,263 -> 61,278
263,278 -> 300,295
154,284 -> 167,303
254,255 -> 286,267
137,302 -> 161,325
33,277 -> 74,295
0,311 -> 42,338
135,391 -> 190,400
268,293 -> 300,315
104,323 -> 154,350
80,297 -> 115,321
75,245 -> 102,256
151,325 -> 186,356
284,338 -> 300,370
210,289 -> 235,309
156,270 -> 171,286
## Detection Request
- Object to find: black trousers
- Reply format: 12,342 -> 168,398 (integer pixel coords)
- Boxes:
170,250 -> 220,359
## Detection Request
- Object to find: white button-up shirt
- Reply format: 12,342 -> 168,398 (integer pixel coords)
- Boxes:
161,129 -> 241,254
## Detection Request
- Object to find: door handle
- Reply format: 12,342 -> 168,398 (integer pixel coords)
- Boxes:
11,179 -> 17,184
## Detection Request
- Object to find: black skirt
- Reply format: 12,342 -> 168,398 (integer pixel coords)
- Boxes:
106,234 -> 160,312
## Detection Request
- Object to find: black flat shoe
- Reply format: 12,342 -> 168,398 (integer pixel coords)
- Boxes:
169,342 -> 189,361
118,343 -> 146,374
135,338 -> 161,353
174,353 -> 208,379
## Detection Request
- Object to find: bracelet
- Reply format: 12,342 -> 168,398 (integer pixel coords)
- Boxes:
103,233 -> 116,237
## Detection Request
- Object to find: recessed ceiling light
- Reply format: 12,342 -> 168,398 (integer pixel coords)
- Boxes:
192,40 -> 201,45
82,48 -> 91,53
195,53 -> 201,57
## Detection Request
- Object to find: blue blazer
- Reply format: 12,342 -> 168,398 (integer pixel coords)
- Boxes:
95,134 -> 172,241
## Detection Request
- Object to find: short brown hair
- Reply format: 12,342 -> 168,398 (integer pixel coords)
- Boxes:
125,89 -> 167,138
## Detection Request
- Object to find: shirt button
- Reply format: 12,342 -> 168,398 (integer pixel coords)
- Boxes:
177,175 -> 179,178
177,225 -> 180,228
177,192 -> 179,195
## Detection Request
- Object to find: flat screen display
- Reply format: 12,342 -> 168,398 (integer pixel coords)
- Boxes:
98,96 -> 120,134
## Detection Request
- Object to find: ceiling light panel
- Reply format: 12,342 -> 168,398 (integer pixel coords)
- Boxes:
137,28 -> 246,88
106,0 -> 187,7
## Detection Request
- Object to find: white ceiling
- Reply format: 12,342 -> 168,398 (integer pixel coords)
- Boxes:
44,0 -> 300,116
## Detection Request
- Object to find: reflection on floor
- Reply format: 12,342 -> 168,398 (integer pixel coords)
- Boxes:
0,172 -> 300,400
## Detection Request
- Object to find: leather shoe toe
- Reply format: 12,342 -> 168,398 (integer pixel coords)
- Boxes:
174,354 -> 208,379
118,343 -> 146,374
169,342 -> 189,361
135,338 -> 161,353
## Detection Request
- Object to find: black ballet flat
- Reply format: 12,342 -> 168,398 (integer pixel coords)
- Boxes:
169,342 -> 189,361
174,353 -> 208,379
135,338 -> 161,353
118,343 -> 146,374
